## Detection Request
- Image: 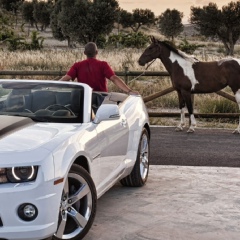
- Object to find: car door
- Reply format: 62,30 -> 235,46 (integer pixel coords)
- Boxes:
95,112 -> 129,186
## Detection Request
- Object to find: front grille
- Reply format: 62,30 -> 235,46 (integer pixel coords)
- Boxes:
0,217 -> 3,227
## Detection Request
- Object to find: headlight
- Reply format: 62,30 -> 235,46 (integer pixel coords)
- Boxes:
0,168 -> 7,183
0,166 -> 38,183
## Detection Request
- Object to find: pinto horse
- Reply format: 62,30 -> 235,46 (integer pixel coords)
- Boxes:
138,36 -> 240,133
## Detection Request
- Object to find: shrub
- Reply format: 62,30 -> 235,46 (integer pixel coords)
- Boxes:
5,31 -> 44,51
0,28 -> 14,41
5,36 -> 25,51
27,31 -> 44,50
197,96 -> 239,114
108,32 -> 124,48
96,35 -> 107,49
121,32 -> 149,48
107,32 -> 149,49
178,38 -> 204,54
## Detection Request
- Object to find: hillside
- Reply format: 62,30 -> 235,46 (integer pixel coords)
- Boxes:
37,24 -> 240,59
38,24 -> 199,49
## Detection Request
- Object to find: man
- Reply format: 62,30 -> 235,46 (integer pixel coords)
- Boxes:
60,42 -> 139,95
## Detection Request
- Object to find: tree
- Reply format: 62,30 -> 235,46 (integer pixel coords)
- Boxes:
83,0 -> 119,42
119,9 -> 133,30
0,0 -> 23,14
33,0 -> 53,31
190,1 -> 240,56
50,0 -> 119,46
21,1 -> 35,27
50,0 -> 66,42
0,0 -> 24,26
158,9 -> 184,42
119,8 -> 155,32
0,8 -> 14,41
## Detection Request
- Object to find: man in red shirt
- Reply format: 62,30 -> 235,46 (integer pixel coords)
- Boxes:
60,42 -> 139,95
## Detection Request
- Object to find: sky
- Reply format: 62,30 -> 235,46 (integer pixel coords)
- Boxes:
118,0 -> 232,24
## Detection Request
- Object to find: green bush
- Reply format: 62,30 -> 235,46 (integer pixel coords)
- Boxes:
108,32 -> 124,48
108,32 -> 149,49
198,97 -> 239,114
0,28 -> 14,41
5,36 -> 25,51
5,31 -> 44,51
96,35 -> 107,49
122,32 -> 149,48
178,38 -> 204,54
27,31 -> 44,50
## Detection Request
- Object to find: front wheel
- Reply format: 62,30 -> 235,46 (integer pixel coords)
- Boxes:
52,164 -> 97,240
120,128 -> 150,187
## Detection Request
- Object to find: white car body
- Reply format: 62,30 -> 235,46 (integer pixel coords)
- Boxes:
0,79 -> 150,240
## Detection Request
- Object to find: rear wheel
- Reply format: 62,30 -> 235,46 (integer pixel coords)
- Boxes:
52,164 -> 97,240
120,128 -> 150,187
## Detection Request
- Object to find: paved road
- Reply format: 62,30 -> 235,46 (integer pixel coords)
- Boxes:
86,166 -> 240,240
150,126 -> 240,167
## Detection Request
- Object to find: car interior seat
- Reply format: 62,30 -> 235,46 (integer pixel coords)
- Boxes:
5,94 -> 25,112
92,92 -> 105,114
67,89 -> 82,115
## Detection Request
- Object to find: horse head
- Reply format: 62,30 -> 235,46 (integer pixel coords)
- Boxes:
138,36 -> 161,66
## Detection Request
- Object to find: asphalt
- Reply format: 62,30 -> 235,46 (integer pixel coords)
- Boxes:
85,127 -> 240,240
150,126 -> 240,167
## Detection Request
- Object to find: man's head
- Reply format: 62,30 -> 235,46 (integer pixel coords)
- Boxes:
84,42 -> 98,58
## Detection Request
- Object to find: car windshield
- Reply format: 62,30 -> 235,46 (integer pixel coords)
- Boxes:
0,80 -> 84,123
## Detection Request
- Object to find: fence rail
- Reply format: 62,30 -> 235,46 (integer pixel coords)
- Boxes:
0,69 -> 238,119
0,69 -> 169,80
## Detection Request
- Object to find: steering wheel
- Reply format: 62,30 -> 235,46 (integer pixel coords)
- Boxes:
24,109 -> 33,113
45,104 -> 75,116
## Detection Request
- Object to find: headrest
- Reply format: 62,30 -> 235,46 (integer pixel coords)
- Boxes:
71,89 -> 81,113
6,95 -> 25,112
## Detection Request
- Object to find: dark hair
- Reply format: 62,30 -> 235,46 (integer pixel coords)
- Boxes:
84,42 -> 98,58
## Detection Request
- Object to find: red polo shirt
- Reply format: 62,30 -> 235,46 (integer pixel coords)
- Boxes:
67,58 -> 115,92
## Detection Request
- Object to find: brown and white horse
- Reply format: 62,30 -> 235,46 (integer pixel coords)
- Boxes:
138,36 -> 240,133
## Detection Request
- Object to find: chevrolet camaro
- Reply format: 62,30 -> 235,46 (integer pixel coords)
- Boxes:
0,79 -> 150,240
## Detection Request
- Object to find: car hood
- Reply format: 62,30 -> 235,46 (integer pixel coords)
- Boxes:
0,116 -> 82,153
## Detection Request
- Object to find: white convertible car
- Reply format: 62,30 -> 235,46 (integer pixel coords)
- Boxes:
0,79 -> 150,240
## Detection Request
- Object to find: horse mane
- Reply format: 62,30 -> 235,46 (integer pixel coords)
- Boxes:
159,40 -> 199,63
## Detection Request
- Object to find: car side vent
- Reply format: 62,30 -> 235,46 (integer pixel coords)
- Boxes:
0,217 -> 3,227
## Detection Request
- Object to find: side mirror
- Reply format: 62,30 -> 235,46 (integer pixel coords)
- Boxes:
93,104 -> 120,124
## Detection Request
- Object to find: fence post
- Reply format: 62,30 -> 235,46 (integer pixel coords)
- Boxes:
124,66 -> 129,84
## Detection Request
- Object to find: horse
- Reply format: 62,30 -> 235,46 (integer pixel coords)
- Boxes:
138,36 -> 240,133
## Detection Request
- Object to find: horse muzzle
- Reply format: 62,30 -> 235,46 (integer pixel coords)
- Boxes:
138,59 -> 145,66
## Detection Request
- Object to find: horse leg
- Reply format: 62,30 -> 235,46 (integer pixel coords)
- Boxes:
175,90 -> 186,131
233,90 -> 240,134
183,91 -> 196,133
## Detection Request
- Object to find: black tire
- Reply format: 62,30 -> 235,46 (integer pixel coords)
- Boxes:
120,128 -> 150,187
52,164 -> 97,240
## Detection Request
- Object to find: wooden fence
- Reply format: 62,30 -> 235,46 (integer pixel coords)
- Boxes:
0,68 -> 238,119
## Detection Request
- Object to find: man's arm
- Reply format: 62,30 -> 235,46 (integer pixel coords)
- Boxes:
110,75 -> 139,95
59,75 -> 72,81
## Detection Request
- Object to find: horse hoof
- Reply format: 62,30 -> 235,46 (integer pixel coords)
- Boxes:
232,129 -> 240,134
187,128 -> 195,133
175,126 -> 183,132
